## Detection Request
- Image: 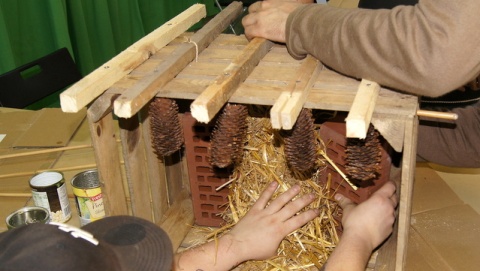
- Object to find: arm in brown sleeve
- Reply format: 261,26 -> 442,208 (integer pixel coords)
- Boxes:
285,0 -> 480,97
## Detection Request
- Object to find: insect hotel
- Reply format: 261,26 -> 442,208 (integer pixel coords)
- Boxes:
60,2 -> 418,270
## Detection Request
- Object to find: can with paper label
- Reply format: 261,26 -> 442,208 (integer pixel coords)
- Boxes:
71,169 -> 105,226
29,171 -> 71,223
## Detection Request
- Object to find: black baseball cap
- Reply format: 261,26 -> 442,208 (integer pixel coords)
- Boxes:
0,215 -> 173,271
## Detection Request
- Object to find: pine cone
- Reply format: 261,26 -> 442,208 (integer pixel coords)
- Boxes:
210,104 -> 249,168
284,108 -> 318,172
345,124 -> 382,182
149,98 -> 184,156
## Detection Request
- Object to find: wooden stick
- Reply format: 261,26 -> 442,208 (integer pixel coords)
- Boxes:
114,2 -> 244,118
0,192 -> 32,197
416,109 -> 458,120
345,79 -> 380,139
270,55 -> 321,129
60,4 -> 207,113
320,150 -> 358,191
0,163 -> 99,180
191,37 -> 273,123
0,144 -> 92,160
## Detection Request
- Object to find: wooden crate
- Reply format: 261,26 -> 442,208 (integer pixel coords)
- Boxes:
60,3 -> 418,270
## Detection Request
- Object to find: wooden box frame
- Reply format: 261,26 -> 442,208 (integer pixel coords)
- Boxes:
61,3 -> 418,270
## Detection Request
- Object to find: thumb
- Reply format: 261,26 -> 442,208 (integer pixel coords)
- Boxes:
334,193 -> 356,211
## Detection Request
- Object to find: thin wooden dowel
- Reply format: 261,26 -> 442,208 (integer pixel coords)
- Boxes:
0,144 -> 92,160
417,109 -> 458,120
0,192 -> 32,197
0,163 -> 99,180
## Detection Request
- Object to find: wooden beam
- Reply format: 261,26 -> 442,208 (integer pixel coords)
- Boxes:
119,116 -> 153,221
345,79 -> 380,138
159,189 -> 194,250
114,2 -> 244,118
139,107 -> 169,223
396,115 -> 418,270
60,4 -> 207,113
86,109 -> 128,216
270,55 -> 321,129
190,37 -> 273,123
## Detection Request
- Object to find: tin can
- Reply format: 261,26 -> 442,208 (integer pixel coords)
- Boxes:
5,206 -> 51,230
71,169 -> 105,226
29,171 -> 71,223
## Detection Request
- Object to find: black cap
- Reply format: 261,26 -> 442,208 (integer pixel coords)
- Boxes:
0,216 -> 173,271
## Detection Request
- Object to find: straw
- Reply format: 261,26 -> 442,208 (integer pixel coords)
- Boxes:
196,114 -> 342,270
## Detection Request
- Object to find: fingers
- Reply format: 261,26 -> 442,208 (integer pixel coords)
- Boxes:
252,181 -> 279,210
373,181 -> 398,207
374,181 -> 396,198
276,193 -> 316,221
335,193 -> 356,211
266,184 -> 301,213
284,208 -> 319,231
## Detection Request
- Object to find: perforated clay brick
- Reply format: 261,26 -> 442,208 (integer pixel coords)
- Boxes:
318,114 -> 392,205
182,113 -> 231,227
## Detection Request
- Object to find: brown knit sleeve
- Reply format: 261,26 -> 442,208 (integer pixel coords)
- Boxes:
285,0 -> 480,97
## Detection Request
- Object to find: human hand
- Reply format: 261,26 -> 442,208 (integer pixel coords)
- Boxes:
226,181 -> 319,262
242,0 -> 306,42
336,181 -> 398,251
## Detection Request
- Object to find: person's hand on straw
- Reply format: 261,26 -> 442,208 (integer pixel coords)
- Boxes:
325,181 -> 398,271
173,181 -> 318,271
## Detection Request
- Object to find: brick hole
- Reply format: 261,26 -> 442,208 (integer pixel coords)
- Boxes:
210,195 -> 224,202
200,194 -> 207,200
199,185 -> 212,192
197,176 -> 205,182
207,176 -> 223,183
195,155 -> 203,162
201,204 -> 214,211
194,146 -> 208,153
196,166 -> 211,173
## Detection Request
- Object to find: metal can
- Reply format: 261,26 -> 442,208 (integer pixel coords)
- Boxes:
5,206 -> 51,230
71,169 -> 105,226
29,171 -> 71,223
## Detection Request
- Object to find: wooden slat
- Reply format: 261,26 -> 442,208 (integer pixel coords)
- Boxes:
139,107 -> 169,222
119,117 -> 153,220
395,115 -> 418,270
86,110 -> 128,216
60,4 -> 207,113
345,79 -> 380,138
190,38 -> 273,123
270,55 -> 321,129
159,189 -> 194,250
113,1 -> 244,118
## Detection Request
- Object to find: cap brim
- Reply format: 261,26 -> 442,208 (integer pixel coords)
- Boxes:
82,216 -> 173,271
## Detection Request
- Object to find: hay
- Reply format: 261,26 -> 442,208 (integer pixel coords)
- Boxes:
204,115 -> 341,270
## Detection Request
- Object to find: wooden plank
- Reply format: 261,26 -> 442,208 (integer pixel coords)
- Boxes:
156,38 -> 417,117
119,116 -> 153,220
164,152 -> 186,205
371,113 -> 406,153
113,2 -> 244,118
270,56 -> 321,129
87,91 -> 119,123
60,4 -> 207,113
345,79 -> 380,139
139,107 -> 169,222
86,109 -> 128,216
159,189 -> 194,250
396,115 -> 418,270
190,38 -> 273,123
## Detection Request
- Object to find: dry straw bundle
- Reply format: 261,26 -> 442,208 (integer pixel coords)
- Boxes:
204,114 -> 341,270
